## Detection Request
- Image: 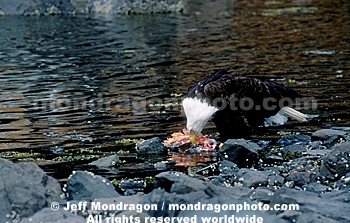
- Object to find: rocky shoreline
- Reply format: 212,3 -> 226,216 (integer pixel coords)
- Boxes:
0,0 -> 184,16
1,128 -> 350,223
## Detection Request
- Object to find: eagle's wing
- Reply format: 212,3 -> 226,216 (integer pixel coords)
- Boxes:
203,75 -> 269,100
203,75 -> 300,117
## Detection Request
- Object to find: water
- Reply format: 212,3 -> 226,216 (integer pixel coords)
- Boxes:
0,0 -> 349,182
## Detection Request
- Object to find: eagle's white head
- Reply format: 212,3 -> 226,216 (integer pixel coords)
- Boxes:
182,97 -> 219,144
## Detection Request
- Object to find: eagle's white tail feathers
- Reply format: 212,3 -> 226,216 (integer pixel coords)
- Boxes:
279,107 -> 308,122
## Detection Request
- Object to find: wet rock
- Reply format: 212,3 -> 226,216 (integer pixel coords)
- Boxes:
115,210 -> 150,221
337,172 -> 350,190
284,181 -> 295,188
320,189 -> 350,202
302,182 -> 331,194
218,139 -> 260,168
257,140 -> 270,146
256,140 -> 271,151
324,135 -> 346,147
209,176 -> 230,187
264,154 -> 286,164
304,149 -> 330,156
235,168 -> 269,188
320,142 -> 350,179
268,174 -> 285,187
269,187 -> 350,222
139,188 -> 209,217
86,0 -> 184,14
123,189 -> 137,196
154,171 -> 221,196
20,208 -> 86,223
155,160 -> 176,170
140,187 -> 260,220
250,187 -> 274,202
136,137 -> 167,155
286,171 -> 317,187
177,199 -> 273,221
289,156 -> 322,174
282,144 -> 306,158
89,154 -> 119,173
297,213 -> 339,223
154,161 -> 167,170
66,170 -> 119,201
278,134 -> 311,146
311,129 -> 347,141
91,195 -> 143,216
119,179 -> 145,193
0,0 -> 75,15
309,141 -> 326,150
226,186 -> 253,199
218,160 -> 239,176
154,171 -> 249,199
0,158 -> 62,223
174,194 -> 277,222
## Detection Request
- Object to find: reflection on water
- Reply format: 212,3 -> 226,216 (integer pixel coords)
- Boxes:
0,0 -> 349,181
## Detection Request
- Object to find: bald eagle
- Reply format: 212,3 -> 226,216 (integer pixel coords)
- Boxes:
182,69 -> 307,143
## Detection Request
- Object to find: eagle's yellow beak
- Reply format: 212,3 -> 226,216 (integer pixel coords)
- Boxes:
189,130 -> 197,145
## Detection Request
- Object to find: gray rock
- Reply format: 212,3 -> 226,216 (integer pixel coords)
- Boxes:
66,170 -> 119,201
268,174 -> 285,187
115,210 -> 150,221
154,171 -> 222,196
324,135 -> 346,147
91,195 -> 143,216
0,0 -> 75,15
337,172 -> 350,190
218,160 -> 239,176
70,0 -> 89,13
154,161 -> 167,170
286,171 -> 317,187
250,187 -> 274,202
304,149 -> 330,156
302,182 -> 331,194
226,186 -> 253,199
176,196 -> 273,222
297,213 -> 339,223
320,190 -> 350,202
312,129 -> 347,141
264,154 -> 286,164
218,139 -> 260,168
278,134 -> 311,145
235,168 -> 269,188
86,0 -> 184,14
269,187 -> 350,222
136,137 -> 167,155
140,188 -> 210,217
154,171 -> 249,199
320,142 -> 350,179
283,144 -> 307,155
309,141 -> 327,150
89,154 -> 119,173
140,187 -> 259,220
210,176 -> 230,187
20,208 -> 86,223
275,210 -> 302,223
119,179 -> 145,192
0,158 -> 62,223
